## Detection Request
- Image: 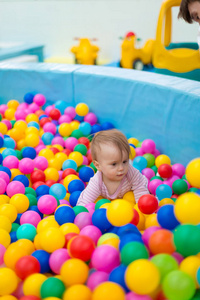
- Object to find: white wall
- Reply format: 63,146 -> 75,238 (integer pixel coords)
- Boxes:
0,0 -> 198,61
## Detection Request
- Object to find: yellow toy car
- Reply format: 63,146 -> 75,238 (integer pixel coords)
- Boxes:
70,38 -> 99,65
120,32 -> 155,70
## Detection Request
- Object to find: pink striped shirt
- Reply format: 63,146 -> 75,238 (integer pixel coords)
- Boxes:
77,164 -> 149,206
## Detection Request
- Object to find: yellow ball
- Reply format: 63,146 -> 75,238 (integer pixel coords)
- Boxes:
70,121 -> 80,131
60,223 -> 80,235
60,258 -> 89,286
145,213 -> 159,229
101,237 -> 120,250
1,295 -> 18,300
0,203 -> 18,223
55,152 -> 68,164
63,284 -> 92,300
185,158 -> 200,188
58,123 -> 72,137
44,167 -> 59,181
0,122 -> 8,135
0,195 -> 10,204
4,108 -> 16,120
63,174 -> 79,190
23,273 -> 47,297
39,148 -> 54,160
75,103 -> 89,117
9,128 -> 22,142
25,133 -> 40,147
128,137 -> 139,146
0,228 -> 11,248
174,192 -> 200,225
4,243 -> 27,269
16,239 -> 35,254
37,216 -> 59,233
123,191 -> 136,206
155,155 -> 171,168
0,268 -> 18,296
159,198 -> 175,206
9,194 -> 29,213
39,227 -> 65,253
25,127 -> 39,135
68,152 -> 83,167
0,215 -> 12,232
16,139 -> 27,150
106,199 -> 133,227
92,282 -> 125,300
180,256 -> 200,287
14,120 -> 27,131
125,259 -> 160,295
48,157 -> 62,171
129,145 -> 136,160
7,99 -> 19,110
10,168 -> 23,180
26,113 -> 39,123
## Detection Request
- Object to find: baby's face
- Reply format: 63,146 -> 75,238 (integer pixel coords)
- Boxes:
188,1 -> 200,24
96,143 -> 129,182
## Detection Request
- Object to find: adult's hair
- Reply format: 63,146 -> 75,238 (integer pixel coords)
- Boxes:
178,0 -> 200,23
91,129 -> 130,161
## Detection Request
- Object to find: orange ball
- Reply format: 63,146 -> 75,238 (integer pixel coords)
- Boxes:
149,229 -> 175,255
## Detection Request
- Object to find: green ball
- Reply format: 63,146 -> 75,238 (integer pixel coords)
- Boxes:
97,233 -> 119,246
40,277 -> 65,298
71,129 -> 83,139
120,241 -> 149,266
25,187 -> 37,197
143,153 -> 155,168
191,289 -> 200,300
136,141 -> 142,148
182,174 -> 187,180
162,270 -> 196,300
172,179 -> 188,195
16,150 -> 23,160
173,224 -> 200,257
26,194 -> 37,206
95,199 -> 111,210
151,165 -> 158,174
74,144 -> 87,155
11,223 -> 20,232
150,175 -> 164,181
151,254 -> 178,281
189,187 -> 199,193
10,120 -> 16,127
73,205 -> 89,216
0,114 -> 2,121
90,162 -> 97,172
16,224 -> 37,241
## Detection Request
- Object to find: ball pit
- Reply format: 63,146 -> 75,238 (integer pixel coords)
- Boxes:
0,93 -> 200,300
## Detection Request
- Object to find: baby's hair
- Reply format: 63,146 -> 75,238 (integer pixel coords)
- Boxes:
91,129 -> 130,161
178,0 -> 199,23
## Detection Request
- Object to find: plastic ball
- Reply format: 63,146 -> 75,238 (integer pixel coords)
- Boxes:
149,229 -> 175,255
25,133 -> 40,147
133,156 -> 147,171
148,179 -> 163,195
172,163 -> 185,178
92,282 -> 125,300
138,194 -> 158,214
0,228 -> 11,248
20,210 -> 41,227
68,235 -> 95,261
49,183 -> 66,200
44,167 -> 59,182
60,258 -> 89,286
38,195 -> 58,215
0,267 -> 18,296
0,178 -> 7,194
13,174 -> 29,187
75,103 -> 89,117
125,259 -> 160,295
180,256 -> 200,287
80,225 -> 102,245
6,180 -> 25,197
121,241 -> 149,266
19,158 -> 35,174
162,270 -> 195,300
40,277 -> 65,299
141,139 -> 156,154
15,255 -> 40,280
69,191 -> 82,207
23,273 -> 47,297
79,122 -> 92,136
143,153 -> 155,168
0,203 -> 18,223
0,215 -> 11,233
34,156 -> 48,171
174,192 -> 200,225
158,164 -> 172,179
55,205 -> 75,225
155,155 -> 171,168
74,212 -> 92,229
49,248 -> 70,274
17,223 -> 37,241
39,227 -> 65,253
63,284 -> 92,300
151,254 -> 179,281
92,208 -> 112,233
91,245 -> 120,273
62,159 -> 77,171
68,179 -> 85,193
106,199 -> 133,227
156,184 -> 172,200
185,158 -> 200,188
157,204 -> 180,230
31,249 -> 51,273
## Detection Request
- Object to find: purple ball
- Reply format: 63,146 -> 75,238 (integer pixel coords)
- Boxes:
148,179 -> 163,195
142,168 -> 155,180
84,112 -> 97,125
91,245 -> 120,273
74,212 -> 92,230
87,271 -> 109,291
172,163 -> 185,178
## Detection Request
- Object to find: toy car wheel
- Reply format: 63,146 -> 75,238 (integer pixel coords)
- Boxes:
133,59 -> 144,70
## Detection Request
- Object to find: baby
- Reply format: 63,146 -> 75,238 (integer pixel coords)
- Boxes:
76,129 -> 149,206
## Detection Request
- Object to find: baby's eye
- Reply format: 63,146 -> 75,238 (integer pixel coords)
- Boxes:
112,163 -> 116,166
123,160 -> 128,164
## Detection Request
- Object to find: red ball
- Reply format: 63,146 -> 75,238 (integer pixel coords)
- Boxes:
78,137 -> 90,149
64,232 -> 78,247
69,235 -> 95,261
87,152 -> 92,164
15,255 -> 40,280
62,149 -> 72,156
49,147 -> 60,154
62,168 -> 77,179
130,208 -> 139,226
49,108 -> 61,120
158,164 -> 172,179
39,117 -> 51,127
19,297 -> 41,300
138,194 -> 158,214
30,170 -> 46,183
32,181 -> 45,190
45,179 -> 57,187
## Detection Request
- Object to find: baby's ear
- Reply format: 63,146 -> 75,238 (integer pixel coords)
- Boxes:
93,160 -> 100,171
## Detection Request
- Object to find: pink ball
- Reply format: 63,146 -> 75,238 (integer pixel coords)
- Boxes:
91,245 -> 120,273
141,139 -> 156,154
84,112 -> 97,125
0,171 -> 10,184
87,271 -> 109,291
80,225 -> 102,245
34,156 -> 48,171
3,155 -> 19,169
15,110 -> 26,120
74,212 -> 92,230
35,145 -> 46,154
142,168 -> 155,180
135,147 -> 144,156
59,199 -> 69,205
6,181 -> 25,197
0,178 -> 7,194
28,102 -> 40,113
148,179 -> 163,195
64,106 -> 76,119
82,155 -> 89,165
168,175 -> 180,186
12,281 -> 24,299
0,244 -> 6,265
19,158 -> 34,174
20,211 -> 41,227
58,114 -> 72,124
49,248 -> 70,274
0,104 -> 8,115
172,163 -> 185,178
33,94 -> 46,106
64,137 -> 78,151
172,252 -> 184,264
85,203 -> 95,216
45,105 -> 54,115
52,136 -> 65,147
163,180 -> 173,188
142,226 -> 161,248
1,120 -> 12,130
18,103 -> 28,110
37,195 -> 58,214
43,122 -> 57,135
126,292 -> 152,300
153,148 -> 161,158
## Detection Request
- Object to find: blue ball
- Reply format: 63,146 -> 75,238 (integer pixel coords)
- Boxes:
0,153 -> 3,165
35,185 -> 50,197
119,233 -> 143,251
31,250 -> 51,273
54,100 -> 68,115
13,175 -> 29,187
0,136 -> 4,148
49,183 -> 67,200
29,205 -> 43,219
2,148 -> 17,158
0,166 -> 11,178
91,124 -> 102,134
117,224 -> 141,238
15,213 -> 22,224
109,265 -> 129,292
24,92 -> 34,104
54,206 -> 76,225
27,121 -> 40,130
79,122 -> 92,136
74,115 -> 84,122
92,208 -> 112,233
197,267 -> 200,285
69,191 -> 82,207
62,159 -> 77,171
101,122 -> 115,130
22,147 -> 37,159
79,166 -> 94,182
10,231 -> 18,243
133,156 -> 147,171
41,132 -> 54,145
157,204 -> 180,230
39,114 -> 48,120
156,184 -> 172,200
3,137 -> 16,149
68,179 -> 85,193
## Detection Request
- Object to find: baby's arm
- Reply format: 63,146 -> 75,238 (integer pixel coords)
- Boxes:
76,173 -> 101,206
130,166 -> 149,203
